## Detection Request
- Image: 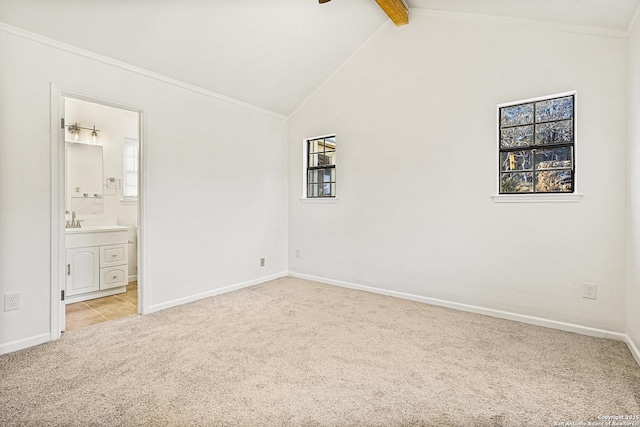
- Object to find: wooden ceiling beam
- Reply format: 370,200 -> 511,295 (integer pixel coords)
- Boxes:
375,0 -> 409,26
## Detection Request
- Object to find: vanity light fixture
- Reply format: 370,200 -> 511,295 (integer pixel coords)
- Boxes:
68,123 -> 81,142
66,122 -> 100,144
91,125 -> 98,144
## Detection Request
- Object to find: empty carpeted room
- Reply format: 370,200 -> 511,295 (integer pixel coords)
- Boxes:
1,0 -> 640,425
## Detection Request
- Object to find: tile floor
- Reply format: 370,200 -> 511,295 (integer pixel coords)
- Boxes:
65,282 -> 138,331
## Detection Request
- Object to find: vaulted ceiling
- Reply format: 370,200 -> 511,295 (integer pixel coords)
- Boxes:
0,0 -> 638,116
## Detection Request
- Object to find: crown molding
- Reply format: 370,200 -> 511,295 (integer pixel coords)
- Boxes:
0,22 -> 288,121
409,7 -> 628,39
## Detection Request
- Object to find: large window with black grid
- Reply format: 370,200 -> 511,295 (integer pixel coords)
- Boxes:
306,135 -> 336,198
498,92 -> 575,193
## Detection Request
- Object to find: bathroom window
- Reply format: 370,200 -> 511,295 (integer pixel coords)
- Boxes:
498,92 -> 575,194
123,138 -> 139,200
305,135 -> 336,198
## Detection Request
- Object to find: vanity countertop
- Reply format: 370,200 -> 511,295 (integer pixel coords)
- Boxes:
65,225 -> 130,234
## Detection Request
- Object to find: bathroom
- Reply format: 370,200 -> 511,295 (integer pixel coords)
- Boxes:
63,97 -> 140,330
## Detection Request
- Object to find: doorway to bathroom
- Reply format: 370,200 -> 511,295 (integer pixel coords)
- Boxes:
50,88 -> 145,337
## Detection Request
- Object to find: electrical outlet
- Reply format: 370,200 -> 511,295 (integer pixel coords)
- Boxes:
296,249 -> 300,259
4,293 -> 20,311
583,283 -> 597,300
260,258 -> 265,267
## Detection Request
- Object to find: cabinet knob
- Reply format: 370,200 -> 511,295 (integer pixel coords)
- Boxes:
112,275 -> 118,279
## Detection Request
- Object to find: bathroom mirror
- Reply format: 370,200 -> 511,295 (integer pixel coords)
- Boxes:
65,143 -> 104,214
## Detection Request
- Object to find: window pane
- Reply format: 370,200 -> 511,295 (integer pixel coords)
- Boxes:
500,151 -> 532,172
309,140 -> 321,154
324,136 -> 336,147
535,147 -> 572,170
317,183 -> 335,197
535,170 -> 573,192
500,125 -> 533,148
123,180 -> 137,197
500,103 -> 534,127
535,119 -> 573,145
500,172 -> 533,193
323,168 -> 335,183
308,153 -> 318,167
535,96 -> 573,123
318,138 -> 336,152
308,184 -> 318,198
124,157 -> 133,171
318,151 -> 335,166
123,186 -> 137,198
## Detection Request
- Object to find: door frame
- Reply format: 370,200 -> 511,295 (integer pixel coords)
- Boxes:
49,84 -> 147,339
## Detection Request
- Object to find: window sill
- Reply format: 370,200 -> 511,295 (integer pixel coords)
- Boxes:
300,198 -> 339,204
120,198 -> 138,205
492,193 -> 583,203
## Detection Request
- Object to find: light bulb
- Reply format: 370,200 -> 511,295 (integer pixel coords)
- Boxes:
69,123 -> 81,142
91,126 -> 98,144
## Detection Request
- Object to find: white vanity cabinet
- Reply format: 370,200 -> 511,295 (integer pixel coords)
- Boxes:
66,247 -> 100,296
65,226 -> 129,303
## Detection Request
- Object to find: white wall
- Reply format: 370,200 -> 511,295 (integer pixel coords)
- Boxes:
289,13 -> 628,332
0,29 -> 288,352
628,20 -> 640,359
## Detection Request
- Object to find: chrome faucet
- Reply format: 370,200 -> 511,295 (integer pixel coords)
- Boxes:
65,211 -> 81,228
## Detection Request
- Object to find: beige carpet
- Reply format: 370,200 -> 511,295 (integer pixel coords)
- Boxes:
1,277 -> 639,426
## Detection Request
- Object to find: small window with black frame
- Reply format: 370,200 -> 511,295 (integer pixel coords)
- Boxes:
498,93 -> 575,194
306,135 -> 336,198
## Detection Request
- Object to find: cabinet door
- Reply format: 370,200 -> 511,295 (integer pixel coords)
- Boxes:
66,247 -> 100,296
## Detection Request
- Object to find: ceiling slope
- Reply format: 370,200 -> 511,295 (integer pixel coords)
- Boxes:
0,0 -> 387,116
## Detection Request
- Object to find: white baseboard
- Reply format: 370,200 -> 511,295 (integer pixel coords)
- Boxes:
0,333 -> 50,356
627,335 -> 640,367
128,275 -> 138,282
289,272 -> 628,343
148,271 -> 288,313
